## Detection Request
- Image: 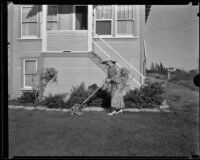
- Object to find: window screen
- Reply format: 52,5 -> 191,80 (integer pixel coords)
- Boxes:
95,5 -> 112,35
24,60 -> 37,87
21,6 -> 38,37
47,5 -> 58,30
96,21 -> 111,35
117,5 -> 134,35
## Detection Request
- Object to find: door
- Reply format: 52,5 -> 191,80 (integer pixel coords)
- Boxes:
75,6 -> 88,30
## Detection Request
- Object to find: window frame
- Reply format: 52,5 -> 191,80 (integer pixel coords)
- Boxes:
47,5 -> 58,22
21,5 -> 39,38
46,5 -> 58,30
94,5 -> 113,37
23,59 -> 38,89
116,5 -> 135,37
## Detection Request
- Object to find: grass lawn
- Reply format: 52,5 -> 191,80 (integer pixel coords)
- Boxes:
9,82 -> 199,157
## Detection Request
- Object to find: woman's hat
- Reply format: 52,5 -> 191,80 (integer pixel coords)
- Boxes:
101,60 -> 116,65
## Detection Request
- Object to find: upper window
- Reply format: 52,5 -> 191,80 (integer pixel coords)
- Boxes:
95,5 -> 112,35
117,5 -> 134,36
47,5 -> 58,30
21,6 -> 38,38
23,59 -> 37,89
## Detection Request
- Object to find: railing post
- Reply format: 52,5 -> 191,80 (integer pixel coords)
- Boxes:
42,5 -> 47,52
88,5 -> 92,52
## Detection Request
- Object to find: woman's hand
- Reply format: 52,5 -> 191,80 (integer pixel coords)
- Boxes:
106,78 -> 111,83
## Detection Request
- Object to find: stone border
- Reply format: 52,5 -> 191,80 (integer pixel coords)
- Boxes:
8,105 -> 171,113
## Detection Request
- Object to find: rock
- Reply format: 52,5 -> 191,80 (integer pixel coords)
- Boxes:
62,109 -> 70,112
82,107 -> 104,112
36,106 -> 47,110
44,108 -> 61,111
123,108 -> 141,112
24,107 -> 35,110
160,99 -> 170,110
143,108 -> 160,112
9,105 -> 24,109
123,108 -> 160,112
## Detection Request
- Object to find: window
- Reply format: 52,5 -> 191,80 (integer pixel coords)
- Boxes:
75,6 -> 88,30
47,5 -> 58,30
117,5 -> 134,36
23,59 -> 37,88
95,5 -> 112,35
21,6 -> 38,37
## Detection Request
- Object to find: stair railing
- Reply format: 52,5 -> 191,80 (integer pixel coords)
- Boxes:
92,32 -> 145,85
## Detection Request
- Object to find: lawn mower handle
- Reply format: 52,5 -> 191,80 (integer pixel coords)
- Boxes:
81,83 -> 106,106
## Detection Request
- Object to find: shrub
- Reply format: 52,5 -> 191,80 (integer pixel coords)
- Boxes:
41,93 -> 67,108
17,91 -> 39,104
124,82 -> 165,108
65,82 -> 90,107
87,88 -> 111,108
65,83 -> 111,108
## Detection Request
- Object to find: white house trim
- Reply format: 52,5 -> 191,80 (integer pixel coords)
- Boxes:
23,59 -> 38,89
42,5 -> 47,52
88,5 -> 93,51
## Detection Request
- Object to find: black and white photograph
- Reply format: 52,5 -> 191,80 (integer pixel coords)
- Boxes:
6,2 -> 199,158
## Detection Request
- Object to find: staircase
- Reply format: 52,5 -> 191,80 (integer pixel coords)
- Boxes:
89,52 -> 108,73
91,32 -> 145,87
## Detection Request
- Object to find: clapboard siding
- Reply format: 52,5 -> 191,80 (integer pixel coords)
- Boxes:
93,38 -> 141,84
43,57 -> 106,96
10,5 -> 42,98
59,5 -> 73,30
47,31 -> 88,51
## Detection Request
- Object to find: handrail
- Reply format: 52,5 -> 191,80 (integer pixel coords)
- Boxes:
93,32 -> 145,79
92,41 -> 111,58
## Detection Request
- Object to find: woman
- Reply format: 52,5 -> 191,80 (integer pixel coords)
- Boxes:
102,60 -> 130,115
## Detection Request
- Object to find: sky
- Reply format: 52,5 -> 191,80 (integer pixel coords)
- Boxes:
145,4 -> 199,71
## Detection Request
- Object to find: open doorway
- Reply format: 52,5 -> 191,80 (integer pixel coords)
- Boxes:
75,6 -> 88,30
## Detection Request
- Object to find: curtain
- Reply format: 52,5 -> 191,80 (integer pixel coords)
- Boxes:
117,20 -> 134,35
117,5 -> 134,35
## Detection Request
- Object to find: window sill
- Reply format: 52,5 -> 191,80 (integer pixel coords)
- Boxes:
47,30 -> 88,32
20,88 -> 40,91
17,38 -> 42,40
93,36 -> 138,39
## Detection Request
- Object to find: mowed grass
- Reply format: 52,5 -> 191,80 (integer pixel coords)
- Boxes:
9,83 -> 199,157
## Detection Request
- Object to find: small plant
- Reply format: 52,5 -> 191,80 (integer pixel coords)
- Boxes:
38,68 -> 58,101
17,91 -> 39,104
124,82 -> 165,108
65,82 -> 90,107
41,93 -> 67,108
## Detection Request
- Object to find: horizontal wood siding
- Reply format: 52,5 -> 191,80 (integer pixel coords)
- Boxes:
11,5 -> 42,98
59,5 -> 73,30
93,38 -> 141,87
43,57 -> 106,96
47,31 -> 88,51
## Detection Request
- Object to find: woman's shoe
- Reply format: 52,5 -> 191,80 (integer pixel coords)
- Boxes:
116,109 -> 123,114
108,110 -> 117,115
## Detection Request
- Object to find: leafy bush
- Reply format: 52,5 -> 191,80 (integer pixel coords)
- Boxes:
65,83 -> 111,108
87,88 -> 111,108
65,82 -> 90,107
124,82 -> 165,108
41,93 -> 67,108
17,91 -> 39,104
